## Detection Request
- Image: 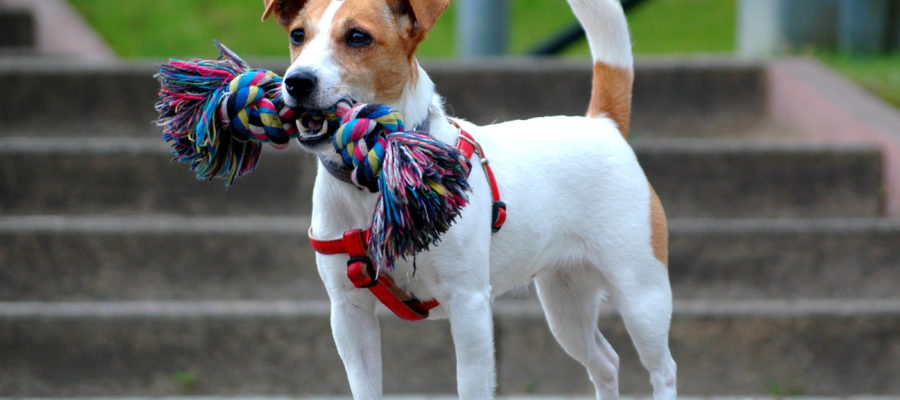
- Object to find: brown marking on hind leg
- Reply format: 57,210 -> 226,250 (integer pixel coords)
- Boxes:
649,184 -> 668,266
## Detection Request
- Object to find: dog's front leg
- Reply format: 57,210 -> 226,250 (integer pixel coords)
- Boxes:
319,255 -> 383,400
445,290 -> 496,399
329,289 -> 382,399
330,292 -> 382,400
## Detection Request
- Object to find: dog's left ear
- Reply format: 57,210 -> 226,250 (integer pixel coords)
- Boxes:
262,0 -> 308,28
390,0 -> 449,40
262,0 -> 277,21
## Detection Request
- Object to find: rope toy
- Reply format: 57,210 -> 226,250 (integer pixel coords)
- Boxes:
154,42 -> 471,270
155,41 -> 336,184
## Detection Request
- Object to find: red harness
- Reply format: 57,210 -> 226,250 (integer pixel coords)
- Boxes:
307,122 -> 505,321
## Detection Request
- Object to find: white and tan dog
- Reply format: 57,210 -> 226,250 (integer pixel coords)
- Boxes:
262,0 -> 676,398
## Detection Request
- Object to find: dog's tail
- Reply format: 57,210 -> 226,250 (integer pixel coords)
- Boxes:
568,0 -> 633,138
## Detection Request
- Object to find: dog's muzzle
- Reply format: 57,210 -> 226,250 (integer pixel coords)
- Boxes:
284,69 -> 317,104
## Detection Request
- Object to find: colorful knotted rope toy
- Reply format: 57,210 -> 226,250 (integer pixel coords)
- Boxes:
155,41 -> 335,184
154,42 -> 471,270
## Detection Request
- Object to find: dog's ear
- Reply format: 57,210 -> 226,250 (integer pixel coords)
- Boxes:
262,0 -> 308,27
390,0 -> 449,38
405,0 -> 449,33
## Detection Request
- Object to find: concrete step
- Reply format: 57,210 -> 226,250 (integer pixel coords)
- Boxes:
1,216 -> 897,301
0,8 -> 35,49
635,139 -> 882,218
0,138 -> 317,217
2,398 -> 894,400
0,137 -> 883,218
0,299 -> 897,396
0,48 -> 44,58
0,58 -> 766,138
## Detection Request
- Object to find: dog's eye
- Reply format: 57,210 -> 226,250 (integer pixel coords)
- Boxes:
345,29 -> 373,48
290,28 -> 305,46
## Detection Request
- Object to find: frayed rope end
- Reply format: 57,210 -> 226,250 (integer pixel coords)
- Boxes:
369,132 -> 472,270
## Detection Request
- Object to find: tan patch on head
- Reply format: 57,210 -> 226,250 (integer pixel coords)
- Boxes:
285,0 -> 333,60
649,184 -> 668,266
588,62 -> 633,138
328,0 -> 419,103
263,0 -> 315,28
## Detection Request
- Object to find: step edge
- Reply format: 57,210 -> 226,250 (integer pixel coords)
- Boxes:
0,137 -> 882,155
2,216 -> 898,234
1,299 -> 898,318
0,215 -> 311,234
0,397 -> 893,400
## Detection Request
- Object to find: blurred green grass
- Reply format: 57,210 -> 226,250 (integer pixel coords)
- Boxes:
67,0 -> 289,59
68,0 -> 896,107
817,53 -> 900,108
66,0 -> 736,58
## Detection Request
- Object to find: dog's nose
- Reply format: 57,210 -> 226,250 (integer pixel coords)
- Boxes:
284,70 -> 317,101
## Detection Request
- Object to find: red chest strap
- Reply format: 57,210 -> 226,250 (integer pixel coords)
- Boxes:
307,123 -> 505,322
308,228 -> 439,321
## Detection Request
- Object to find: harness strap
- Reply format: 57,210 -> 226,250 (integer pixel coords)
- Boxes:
308,228 -> 440,321
452,120 -> 507,232
307,122 -> 504,321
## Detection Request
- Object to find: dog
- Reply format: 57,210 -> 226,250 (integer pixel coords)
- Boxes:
261,0 -> 677,398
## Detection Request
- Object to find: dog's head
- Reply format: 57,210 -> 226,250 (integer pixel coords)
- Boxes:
263,0 -> 447,148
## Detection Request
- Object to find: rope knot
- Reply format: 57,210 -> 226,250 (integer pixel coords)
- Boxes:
221,69 -> 297,148
333,103 -> 405,192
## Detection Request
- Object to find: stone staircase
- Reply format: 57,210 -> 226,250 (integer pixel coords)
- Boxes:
1,55 -> 898,397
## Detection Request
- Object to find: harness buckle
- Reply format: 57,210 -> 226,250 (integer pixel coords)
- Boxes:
492,201 -> 507,233
347,256 -> 378,289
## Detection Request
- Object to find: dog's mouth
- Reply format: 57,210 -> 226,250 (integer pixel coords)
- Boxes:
296,117 -> 336,148
295,100 -> 352,150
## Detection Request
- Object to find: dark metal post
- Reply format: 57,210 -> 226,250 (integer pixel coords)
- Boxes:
779,0 -> 840,51
839,0 -> 891,54
456,0 -> 509,57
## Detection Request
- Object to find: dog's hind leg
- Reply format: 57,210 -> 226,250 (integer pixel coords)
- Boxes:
604,255 -> 677,400
535,265 -> 621,400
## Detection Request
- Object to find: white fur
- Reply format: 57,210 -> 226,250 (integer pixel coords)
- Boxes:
300,0 -> 676,399
282,0 -> 346,109
391,63 -> 439,133
568,0 -> 633,68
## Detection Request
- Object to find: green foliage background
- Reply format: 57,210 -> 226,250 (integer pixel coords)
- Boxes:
66,0 -> 735,58
68,0 -> 897,107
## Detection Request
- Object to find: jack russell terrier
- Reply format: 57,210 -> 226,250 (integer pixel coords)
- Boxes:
261,0 -> 676,398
